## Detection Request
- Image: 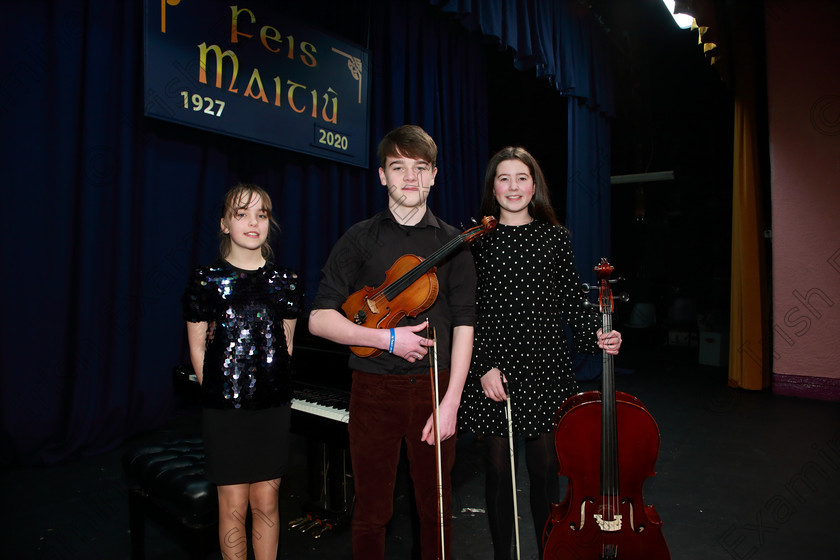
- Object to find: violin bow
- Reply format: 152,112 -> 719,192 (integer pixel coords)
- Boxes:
502,374 -> 522,560
428,324 -> 446,560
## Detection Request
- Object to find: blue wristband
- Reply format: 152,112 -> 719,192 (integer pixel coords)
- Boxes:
388,328 -> 395,353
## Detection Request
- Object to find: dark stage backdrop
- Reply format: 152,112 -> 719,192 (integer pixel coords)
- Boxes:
1,0 -> 612,465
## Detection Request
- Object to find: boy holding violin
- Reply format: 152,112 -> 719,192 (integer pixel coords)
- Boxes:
309,124 -> 476,560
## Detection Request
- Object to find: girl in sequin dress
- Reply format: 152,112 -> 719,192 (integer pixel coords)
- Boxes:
457,147 -> 623,560
183,184 -> 301,560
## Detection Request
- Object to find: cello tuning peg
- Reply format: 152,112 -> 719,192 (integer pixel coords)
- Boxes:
581,283 -> 592,293
583,300 -> 597,310
470,217 -> 479,225
618,292 -> 630,303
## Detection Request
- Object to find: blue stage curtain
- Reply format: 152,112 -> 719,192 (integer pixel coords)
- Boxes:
431,0 -> 614,111
567,100 -> 613,380
432,0 -> 615,379
0,0 -> 487,465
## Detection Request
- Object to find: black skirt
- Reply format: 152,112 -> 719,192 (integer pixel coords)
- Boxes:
201,404 -> 291,485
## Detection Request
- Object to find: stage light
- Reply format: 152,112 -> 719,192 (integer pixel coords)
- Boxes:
662,0 -> 695,29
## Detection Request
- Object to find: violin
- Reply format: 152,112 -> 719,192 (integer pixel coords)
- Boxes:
542,259 -> 670,559
341,216 -> 497,357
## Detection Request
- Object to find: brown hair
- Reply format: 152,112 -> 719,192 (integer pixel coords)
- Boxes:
480,146 -> 561,227
377,124 -> 438,168
219,183 -> 280,260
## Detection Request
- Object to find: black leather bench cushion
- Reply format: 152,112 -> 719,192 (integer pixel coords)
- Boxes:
123,436 -> 217,521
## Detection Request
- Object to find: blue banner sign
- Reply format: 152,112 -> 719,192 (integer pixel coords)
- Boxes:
144,0 -> 371,167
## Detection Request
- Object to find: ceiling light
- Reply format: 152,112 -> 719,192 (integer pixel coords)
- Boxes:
662,0 -> 695,29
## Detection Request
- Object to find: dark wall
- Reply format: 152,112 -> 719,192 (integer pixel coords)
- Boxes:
593,0 -> 734,332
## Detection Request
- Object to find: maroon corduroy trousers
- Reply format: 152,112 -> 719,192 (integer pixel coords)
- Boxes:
348,369 -> 455,560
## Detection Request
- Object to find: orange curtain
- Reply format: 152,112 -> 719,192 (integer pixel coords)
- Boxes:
726,4 -> 770,390
729,103 -> 769,389
678,0 -> 770,389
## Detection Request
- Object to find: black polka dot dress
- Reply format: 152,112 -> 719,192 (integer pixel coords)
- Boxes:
458,220 -> 600,438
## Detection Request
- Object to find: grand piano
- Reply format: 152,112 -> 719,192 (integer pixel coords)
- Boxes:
291,315 -> 352,421
288,318 -> 354,537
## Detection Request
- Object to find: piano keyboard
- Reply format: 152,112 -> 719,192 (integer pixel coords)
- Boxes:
292,383 -> 350,423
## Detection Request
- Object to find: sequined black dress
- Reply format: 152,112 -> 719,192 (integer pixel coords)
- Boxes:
458,221 -> 600,438
183,259 -> 302,484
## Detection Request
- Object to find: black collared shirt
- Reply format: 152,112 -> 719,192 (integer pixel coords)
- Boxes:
312,208 -> 476,374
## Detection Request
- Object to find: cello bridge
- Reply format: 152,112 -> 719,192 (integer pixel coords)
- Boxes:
594,513 -> 622,532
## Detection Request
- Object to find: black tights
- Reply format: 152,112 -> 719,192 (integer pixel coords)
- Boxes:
485,432 -> 559,560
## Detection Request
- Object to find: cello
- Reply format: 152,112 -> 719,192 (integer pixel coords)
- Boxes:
543,259 -> 670,559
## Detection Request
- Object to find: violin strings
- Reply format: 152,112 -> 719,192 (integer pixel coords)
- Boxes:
377,230 -> 471,302
388,169 -> 438,297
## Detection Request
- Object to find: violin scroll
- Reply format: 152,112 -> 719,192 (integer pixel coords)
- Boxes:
462,215 -> 497,243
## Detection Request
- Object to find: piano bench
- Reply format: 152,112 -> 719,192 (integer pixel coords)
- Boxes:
122,434 -> 219,560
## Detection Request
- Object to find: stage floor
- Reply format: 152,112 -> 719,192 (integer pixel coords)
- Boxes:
3,345 -> 839,559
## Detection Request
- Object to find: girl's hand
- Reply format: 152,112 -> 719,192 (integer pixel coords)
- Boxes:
392,321 -> 434,362
597,328 -> 623,355
480,367 -> 507,402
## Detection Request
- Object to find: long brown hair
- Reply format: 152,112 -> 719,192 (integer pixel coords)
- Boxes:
219,183 -> 280,260
480,146 -> 561,227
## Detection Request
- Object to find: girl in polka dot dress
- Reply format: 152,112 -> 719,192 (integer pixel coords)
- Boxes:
458,147 -> 622,559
